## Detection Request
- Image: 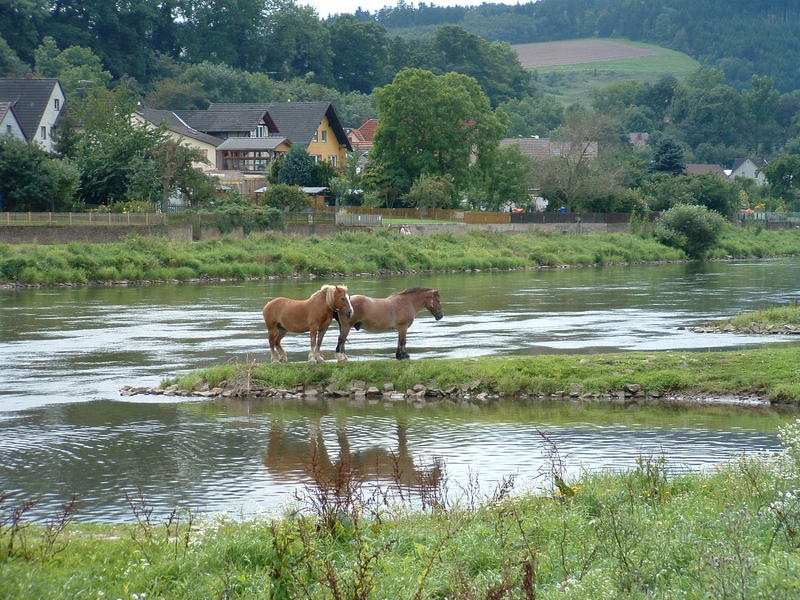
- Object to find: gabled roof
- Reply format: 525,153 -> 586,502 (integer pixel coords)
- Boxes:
731,157 -> 768,172
685,163 -> 728,177
206,102 -> 352,150
0,78 -> 63,140
137,107 -> 223,146
0,102 -> 16,125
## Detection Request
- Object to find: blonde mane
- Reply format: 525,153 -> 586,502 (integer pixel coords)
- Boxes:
319,284 -> 348,309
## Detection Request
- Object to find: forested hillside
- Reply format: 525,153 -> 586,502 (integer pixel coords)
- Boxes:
368,0 -> 800,92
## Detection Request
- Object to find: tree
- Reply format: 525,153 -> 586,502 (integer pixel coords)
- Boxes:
260,184 -> 311,211
655,204 -> 726,258
33,37 -> 112,97
649,137 -> 686,175
278,146 -> 316,186
145,79 -> 209,110
0,35 -> 29,77
759,154 -> 800,210
329,15 -> 389,93
0,135 -> 79,211
468,143 -> 532,211
500,93 -> 564,137
404,174 -> 457,210
371,68 -> 507,196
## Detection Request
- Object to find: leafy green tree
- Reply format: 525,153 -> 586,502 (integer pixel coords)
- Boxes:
261,2 -> 334,86
404,174 -> 457,210
178,62 -> 257,104
178,0 -> 267,72
759,154 -> 800,211
0,135 -> 79,211
329,15 -> 389,93
371,68 -> 507,196
278,145 -> 316,187
33,37 -> 112,97
69,88 -> 165,206
468,143 -> 532,211
145,78 -> 209,110
260,184 -> 311,211
127,139 -> 215,210
641,172 -> 740,216
0,35 -> 29,77
592,80 -> 644,113
655,204 -> 726,258
742,75 -> 781,153
500,93 -> 564,137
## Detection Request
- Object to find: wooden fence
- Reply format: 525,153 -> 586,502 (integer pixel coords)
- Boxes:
1,212 -> 167,226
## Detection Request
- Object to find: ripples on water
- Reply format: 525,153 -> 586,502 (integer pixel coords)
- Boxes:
1,260 -> 799,520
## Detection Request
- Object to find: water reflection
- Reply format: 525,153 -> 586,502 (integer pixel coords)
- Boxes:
0,398 -> 790,522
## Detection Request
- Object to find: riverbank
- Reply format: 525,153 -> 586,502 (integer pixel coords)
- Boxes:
147,346 -> 800,406
2,226 -> 800,288
3,427 -> 800,599
689,303 -> 800,335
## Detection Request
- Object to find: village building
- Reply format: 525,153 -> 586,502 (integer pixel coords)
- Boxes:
0,78 -> 66,152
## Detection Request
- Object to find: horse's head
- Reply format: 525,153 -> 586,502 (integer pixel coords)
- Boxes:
329,285 -> 353,320
426,289 -> 444,321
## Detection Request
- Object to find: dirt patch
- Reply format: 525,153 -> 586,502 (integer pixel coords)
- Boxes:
513,39 -> 659,68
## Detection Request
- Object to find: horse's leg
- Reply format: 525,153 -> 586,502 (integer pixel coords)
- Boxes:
315,326 -> 327,362
336,322 -> 351,362
268,328 -> 281,363
308,328 -> 319,364
275,330 -> 288,362
395,325 -> 410,360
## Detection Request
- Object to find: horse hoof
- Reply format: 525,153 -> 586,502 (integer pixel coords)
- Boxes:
337,353 -> 348,363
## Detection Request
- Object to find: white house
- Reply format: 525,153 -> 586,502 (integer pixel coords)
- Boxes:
0,102 -> 25,140
0,78 -> 66,153
730,158 -> 768,185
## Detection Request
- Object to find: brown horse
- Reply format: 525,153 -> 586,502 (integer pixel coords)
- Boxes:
263,284 -> 353,364
335,287 -> 443,361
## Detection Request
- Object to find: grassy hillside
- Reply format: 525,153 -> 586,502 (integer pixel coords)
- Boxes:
513,38 -> 699,106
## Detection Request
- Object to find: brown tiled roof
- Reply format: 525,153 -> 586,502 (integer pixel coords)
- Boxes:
500,137 -> 598,160
0,78 -> 63,140
685,163 -> 728,177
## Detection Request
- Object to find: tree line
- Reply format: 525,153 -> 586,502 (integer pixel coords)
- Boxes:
366,0 -> 800,93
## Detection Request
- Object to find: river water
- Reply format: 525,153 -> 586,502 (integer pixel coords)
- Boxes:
1,259 -> 799,521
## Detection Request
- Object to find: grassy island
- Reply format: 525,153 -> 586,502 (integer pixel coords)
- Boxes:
4,420 -> 800,599
703,303 -> 800,334
164,346 -> 800,405
2,226 -> 800,287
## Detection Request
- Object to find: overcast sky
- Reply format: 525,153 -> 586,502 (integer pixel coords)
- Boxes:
302,1 -> 521,19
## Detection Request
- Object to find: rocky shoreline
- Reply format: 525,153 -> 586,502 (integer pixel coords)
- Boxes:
684,324 -> 800,335
120,378 -> 776,409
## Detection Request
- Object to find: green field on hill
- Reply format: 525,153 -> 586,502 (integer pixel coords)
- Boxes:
516,39 -> 700,106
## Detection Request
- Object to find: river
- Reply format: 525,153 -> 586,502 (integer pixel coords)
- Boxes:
1,259 -> 799,521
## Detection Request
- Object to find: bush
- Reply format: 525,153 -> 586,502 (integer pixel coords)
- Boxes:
259,184 -> 311,212
655,204 -> 727,258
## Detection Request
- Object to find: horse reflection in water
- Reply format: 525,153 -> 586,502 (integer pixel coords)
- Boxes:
334,287 -> 443,361
262,284 -> 353,364
264,417 -> 444,498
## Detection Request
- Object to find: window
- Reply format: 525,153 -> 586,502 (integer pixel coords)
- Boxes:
328,155 -> 337,166
253,125 -> 267,138
54,98 -> 60,111
312,129 -> 318,142
40,126 -> 47,140
311,154 -> 321,163
321,130 -> 327,142
5,125 -> 10,135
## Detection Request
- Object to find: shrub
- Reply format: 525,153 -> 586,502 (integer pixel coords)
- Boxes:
655,204 -> 726,258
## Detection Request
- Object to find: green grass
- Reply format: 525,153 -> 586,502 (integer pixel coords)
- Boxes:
2,226 -> 800,287
532,39 -> 699,106
710,304 -> 800,332
4,439 -> 800,599
172,345 -> 800,404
